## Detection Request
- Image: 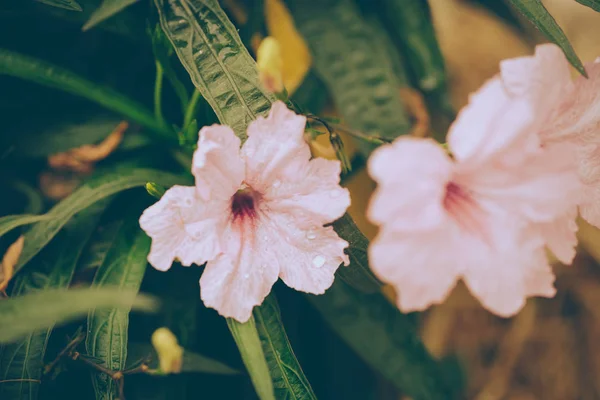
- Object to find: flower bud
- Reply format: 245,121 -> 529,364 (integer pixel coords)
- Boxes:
146,182 -> 166,200
151,327 -> 183,374
257,37 -> 284,94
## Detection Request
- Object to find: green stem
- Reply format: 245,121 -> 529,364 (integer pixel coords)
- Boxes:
154,61 -> 166,126
183,90 -> 202,127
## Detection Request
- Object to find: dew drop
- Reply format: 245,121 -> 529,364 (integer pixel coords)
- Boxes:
312,255 -> 326,268
306,230 -> 316,240
272,180 -> 281,188
243,273 -> 250,279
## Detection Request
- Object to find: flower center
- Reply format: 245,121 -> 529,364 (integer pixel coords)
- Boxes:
443,181 -> 486,235
231,184 -> 261,223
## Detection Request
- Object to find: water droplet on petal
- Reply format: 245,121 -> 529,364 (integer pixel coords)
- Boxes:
312,255 -> 326,268
243,273 -> 250,279
272,180 -> 281,188
306,230 -> 316,240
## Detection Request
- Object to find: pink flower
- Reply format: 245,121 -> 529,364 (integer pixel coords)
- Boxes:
140,101 -> 350,322
499,44 -> 600,229
367,65 -> 581,317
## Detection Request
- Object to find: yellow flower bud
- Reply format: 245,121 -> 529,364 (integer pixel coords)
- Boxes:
151,327 -> 183,374
257,37 -> 284,94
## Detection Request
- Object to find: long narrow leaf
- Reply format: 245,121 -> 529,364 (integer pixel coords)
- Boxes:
379,0 -> 447,93
83,0 -> 140,31
253,295 -> 317,400
508,0 -> 586,76
576,0 -> 600,12
127,343 -> 240,375
227,317 -> 275,400
1,288 -> 156,344
86,209 -> 151,399
0,49 -> 169,137
0,204 -> 107,399
0,214 -> 49,239
12,167 -> 189,273
306,280 -> 454,400
333,214 -> 381,293
284,0 -> 412,152
35,0 -> 82,11
154,0 -> 275,139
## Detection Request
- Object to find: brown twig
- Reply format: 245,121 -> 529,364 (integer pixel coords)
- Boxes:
44,330 -> 86,375
71,352 -> 123,380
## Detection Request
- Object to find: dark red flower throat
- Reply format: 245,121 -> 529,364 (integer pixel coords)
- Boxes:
231,185 -> 261,222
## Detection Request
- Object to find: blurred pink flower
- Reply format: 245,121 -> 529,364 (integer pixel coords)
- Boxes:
367,61 -> 581,317
500,44 -> 600,229
140,101 -> 350,322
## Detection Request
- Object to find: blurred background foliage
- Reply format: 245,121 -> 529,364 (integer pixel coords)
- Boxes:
2,0 -> 600,399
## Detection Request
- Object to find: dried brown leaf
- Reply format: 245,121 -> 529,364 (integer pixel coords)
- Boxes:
0,235 -> 25,293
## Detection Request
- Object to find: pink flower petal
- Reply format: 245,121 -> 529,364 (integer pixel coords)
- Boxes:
577,142 -> 600,184
580,184 -> 600,227
460,218 -> 555,317
265,213 -> 349,294
448,78 -> 538,166
540,59 -> 600,143
368,138 -> 451,231
537,208 -> 579,265
463,248 -> 555,317
242,101 -> 309,191
192,125 -> 245,201
266,157 -> 350,228
500,44 -> 574,125
139,186 -> 226,271
199,223 -> 280,322
369,229 -> 460,312
461,142 -> 581,223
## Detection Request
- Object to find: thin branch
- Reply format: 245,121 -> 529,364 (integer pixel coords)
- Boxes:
44,330 -> 86,375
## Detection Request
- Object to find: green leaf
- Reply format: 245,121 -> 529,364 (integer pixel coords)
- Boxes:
333,214 -> 381,293
291,70 -> 329,114
0,203 -> 107,399
284,0 -> 411,152
0,214 -> 48,239
127,343 -> 240,375
12,167 -> 190,274
35,0 -> 82,11
8,181 -> 44,215
508,0 -> 586,76
150,24 -> 190,114
378,0 -> 447,93
83,0 -> 140,31
78,220 -> 123,271
306,280 -> 453,400
253,295 -> 317,400
86,209 -> 151,399
576,0 -> 600,12
42,0 -> 144,38
12,116 -> 149,158
0,48 -> 170,138
155,0 -> 275,139
227,317 -> 276,400
0,288 -> 156,344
